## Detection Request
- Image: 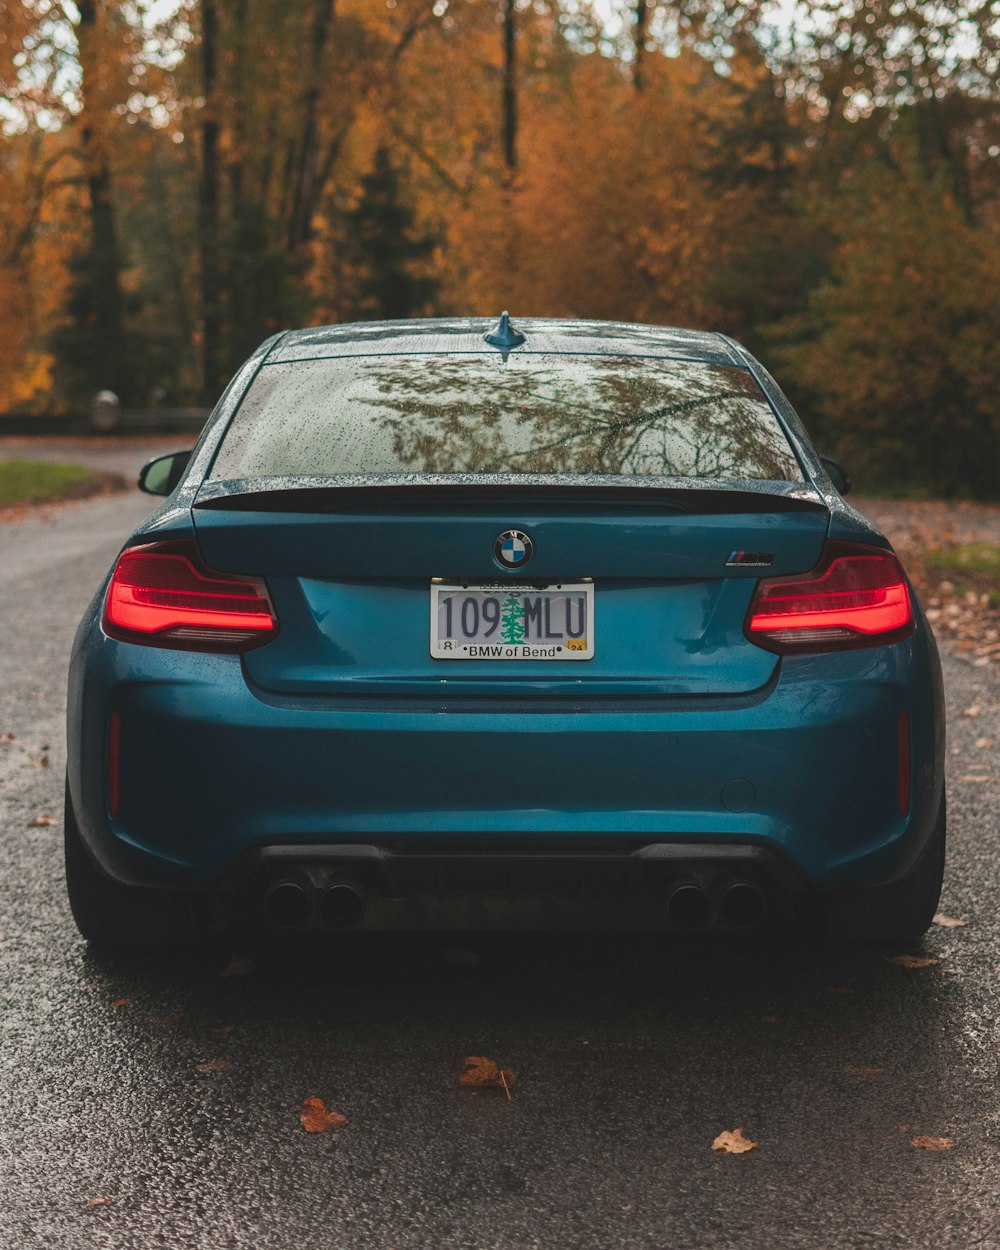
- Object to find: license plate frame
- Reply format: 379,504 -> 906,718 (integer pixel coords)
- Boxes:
430,582 -> 595,660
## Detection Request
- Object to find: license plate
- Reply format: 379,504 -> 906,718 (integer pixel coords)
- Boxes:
430,582 -> 594,660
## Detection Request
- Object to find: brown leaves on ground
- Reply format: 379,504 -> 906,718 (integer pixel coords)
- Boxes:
0,732 -> 16,744
933,914 -> 970,929
219,955 -> 253,978
458,1056 -> 516,1100
111,997 -> 130,1008
300,1097 -> 348,1133
844,1065 -> 884,1076
884,954 -> 940,969
28,814 -> 54,827
712,1128 -> 758,1154
85,1196 -> 111,1208
195,1058 -> 232,1074
912,1135 -> 955,1151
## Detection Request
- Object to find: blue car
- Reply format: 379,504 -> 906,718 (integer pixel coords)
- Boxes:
65,316 -> 945,946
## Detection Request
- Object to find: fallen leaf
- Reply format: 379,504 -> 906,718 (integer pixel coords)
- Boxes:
458,1055 -> 517,1096
219,955 -> 253,978
885,955 -> 940,969
933,914 -> 969,929
38,754 -> 49,768
712,1128 -> 758,1154
150,1013 -> 186,1027
210,1024 -> 236,1034
961,706 -> 981,718
0,732 -> 15,744
975,738 -> 994,749
85,1196 -> 111,1207
844,1065 -> 883,1076
959,774 -> 994,782
911,1135 -> 955,1151
111,997 -> 131,1008
28,815 -> 54,827
300,1097 -> 348,1133
195,1058 -> 232,1073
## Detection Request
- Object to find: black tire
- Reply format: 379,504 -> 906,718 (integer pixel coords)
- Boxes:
64,784 -> 206,948
820,791 -> 946,944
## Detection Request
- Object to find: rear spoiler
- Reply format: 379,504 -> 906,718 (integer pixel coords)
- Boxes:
193,476 -> 829,515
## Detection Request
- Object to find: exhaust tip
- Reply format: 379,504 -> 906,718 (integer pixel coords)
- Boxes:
666,883 -> 712,931
264,880 -> 312,929
720,881 -> 766,930
319,882 -> 366,931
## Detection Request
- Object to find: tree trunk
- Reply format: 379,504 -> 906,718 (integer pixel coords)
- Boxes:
287,0 -> 336,251
502,0 -> 517,172
199,0 -> 223,398
76,0 -> 126,396
633,0 -> 649,92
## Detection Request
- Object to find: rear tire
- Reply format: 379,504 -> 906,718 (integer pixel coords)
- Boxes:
64,784 -> 206,949
820,791 -> 946,944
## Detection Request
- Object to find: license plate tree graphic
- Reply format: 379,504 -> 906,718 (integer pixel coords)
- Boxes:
500,595 -> 525,643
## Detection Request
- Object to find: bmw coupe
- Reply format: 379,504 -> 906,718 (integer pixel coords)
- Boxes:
65,315 -> 945,946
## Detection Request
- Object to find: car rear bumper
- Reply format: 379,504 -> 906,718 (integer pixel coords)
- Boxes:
67,624 -> 944,900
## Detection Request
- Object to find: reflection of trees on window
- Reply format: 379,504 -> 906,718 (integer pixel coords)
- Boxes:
362,355 -> 800,480
212,353 -> 803,481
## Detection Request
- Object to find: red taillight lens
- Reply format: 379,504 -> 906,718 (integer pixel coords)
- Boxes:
103,540 -> 277,652
746,542 -> 914,653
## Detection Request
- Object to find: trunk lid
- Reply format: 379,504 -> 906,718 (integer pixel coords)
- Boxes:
191,483 -> 829,699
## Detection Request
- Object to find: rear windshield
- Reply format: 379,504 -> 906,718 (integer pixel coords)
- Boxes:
210,354 -> 802,482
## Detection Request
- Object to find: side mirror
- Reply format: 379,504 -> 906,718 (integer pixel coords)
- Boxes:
819,456 -> 852,496
138,450 -> 193,497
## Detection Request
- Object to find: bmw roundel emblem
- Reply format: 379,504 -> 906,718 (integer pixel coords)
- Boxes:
494,529 -> 533,569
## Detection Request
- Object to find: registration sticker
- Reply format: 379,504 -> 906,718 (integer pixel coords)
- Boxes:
430,582 -> 594,660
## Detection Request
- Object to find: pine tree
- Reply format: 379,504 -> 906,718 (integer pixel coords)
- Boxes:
500,596 -> 525,643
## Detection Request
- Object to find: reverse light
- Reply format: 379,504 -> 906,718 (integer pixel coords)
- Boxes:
103,540 -> 277,652
746,542 -> 914,653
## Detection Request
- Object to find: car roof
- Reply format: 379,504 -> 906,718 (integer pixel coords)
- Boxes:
265,317 -> 745,368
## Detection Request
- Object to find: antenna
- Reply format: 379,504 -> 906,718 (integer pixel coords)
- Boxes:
484,311 -> 526,351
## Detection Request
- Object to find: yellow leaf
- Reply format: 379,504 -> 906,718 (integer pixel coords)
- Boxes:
911,1135 -> 955,1151
29,815 -> 54,827
458,1056 -> 516,1099
300,1097 -> 348,1133
932,914 -> 969,928
712,1128 -> 758,1154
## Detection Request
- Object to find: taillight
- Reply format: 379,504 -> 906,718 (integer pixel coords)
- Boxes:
746,542 -> 914,653
102,540 -> 277,652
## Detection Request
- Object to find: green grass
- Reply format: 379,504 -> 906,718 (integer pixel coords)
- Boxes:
923,542 -> 1000,606
0,459 -> 100,508
925,543 -> 1000,577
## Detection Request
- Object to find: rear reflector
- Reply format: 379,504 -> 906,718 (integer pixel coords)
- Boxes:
103,540 -> 277,652
107,709 -> 121,816
746,542 -> 914,653
898,710 -> 911,816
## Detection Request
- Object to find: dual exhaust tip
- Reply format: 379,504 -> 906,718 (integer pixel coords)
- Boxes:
666,880 -> 765,931
264,879 -> 366,932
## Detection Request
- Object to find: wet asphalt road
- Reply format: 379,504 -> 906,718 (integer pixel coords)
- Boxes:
1,469 -> 998,1249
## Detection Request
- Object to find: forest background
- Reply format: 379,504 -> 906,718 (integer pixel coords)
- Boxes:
1,0 -> 998,496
